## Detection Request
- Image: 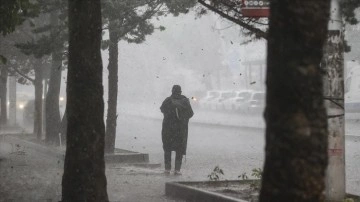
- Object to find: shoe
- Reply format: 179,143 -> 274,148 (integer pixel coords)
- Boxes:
174,170 -> 182,176
164,170 -> 170,175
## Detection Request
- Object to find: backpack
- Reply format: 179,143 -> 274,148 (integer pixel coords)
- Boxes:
171,98 -> 191,121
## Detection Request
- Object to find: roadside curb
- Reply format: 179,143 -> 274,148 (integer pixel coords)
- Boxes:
126,114 -> 360,139
3,135 -> 64,160
165,180 -> 250,202
126,114 -> 264,131
1,135 -> 160,167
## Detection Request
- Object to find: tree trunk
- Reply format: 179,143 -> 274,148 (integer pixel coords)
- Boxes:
61,0 -> 109,201
260,1 -> 331,201
0,67 -> 8,125
105,20 -> 119,154
34,64 -> 43,140
45,53 -> 62,145
45,11 -> 63,145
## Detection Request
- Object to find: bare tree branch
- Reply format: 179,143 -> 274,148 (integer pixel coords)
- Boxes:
198,0 -> 268,39
5,65 -> 35,83
117,2 -> 165,39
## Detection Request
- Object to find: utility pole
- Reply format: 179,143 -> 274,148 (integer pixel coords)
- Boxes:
323,0 -> 346,200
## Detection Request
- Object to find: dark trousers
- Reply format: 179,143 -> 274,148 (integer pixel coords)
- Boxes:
164,150 -> 183,171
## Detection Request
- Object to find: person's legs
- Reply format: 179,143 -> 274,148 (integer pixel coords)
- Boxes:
174,151 -> 183,172
164,150 -> 171,172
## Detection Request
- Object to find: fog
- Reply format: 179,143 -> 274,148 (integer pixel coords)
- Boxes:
103,11 -> 265,103
2,5 -> 360,202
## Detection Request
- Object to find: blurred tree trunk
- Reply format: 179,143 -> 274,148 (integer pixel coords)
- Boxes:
33,62 -> 43,140
260,1 -> 330,201
61,0 -> 109,201
45,10 -> 63,145
105,20 -> 119,154
0,67 -> 8,125
45,52 -> 62,144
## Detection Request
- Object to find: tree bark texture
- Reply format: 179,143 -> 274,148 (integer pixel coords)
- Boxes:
260,1 -> 331,201
105,20 -> 119,154
0,67 -> 8,125
61,0 -> 109,201
34,65 -> 43,140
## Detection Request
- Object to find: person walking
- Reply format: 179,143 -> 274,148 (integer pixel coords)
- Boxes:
160,85 -> 194,175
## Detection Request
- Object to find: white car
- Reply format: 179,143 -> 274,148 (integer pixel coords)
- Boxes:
199,90 -> 221,109
223,90 -> 253,111
209,91 -> 237,110
247,91 -> 266,113
345,65 -> 360,112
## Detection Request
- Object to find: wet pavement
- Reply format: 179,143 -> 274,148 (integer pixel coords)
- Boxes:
0,134 -> 185,202
0,106 -> 359,201
116,115 -> 360,195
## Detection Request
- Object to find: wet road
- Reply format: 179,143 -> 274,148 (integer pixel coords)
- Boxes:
116,115 -> 360,194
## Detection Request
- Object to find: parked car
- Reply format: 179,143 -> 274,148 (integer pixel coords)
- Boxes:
199,90 -> 221,109
247,91 -> 266,113
207,91 -> 237,110
345,64 -> 360,112
223,90 -> 253,111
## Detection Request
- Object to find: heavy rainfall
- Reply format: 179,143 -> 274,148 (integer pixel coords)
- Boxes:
0,1 -> 360,202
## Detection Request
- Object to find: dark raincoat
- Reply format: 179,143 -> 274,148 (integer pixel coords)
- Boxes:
160,94 -> 194,155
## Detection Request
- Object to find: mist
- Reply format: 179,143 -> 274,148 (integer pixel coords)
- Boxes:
2,3 -> 360,202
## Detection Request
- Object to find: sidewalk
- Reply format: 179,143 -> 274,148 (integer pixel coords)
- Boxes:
1,104 -> 359,201
0,134 -> 63,202
0,133 -> 186,202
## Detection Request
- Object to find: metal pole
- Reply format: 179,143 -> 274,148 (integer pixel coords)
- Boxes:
324,0 -> 346,200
